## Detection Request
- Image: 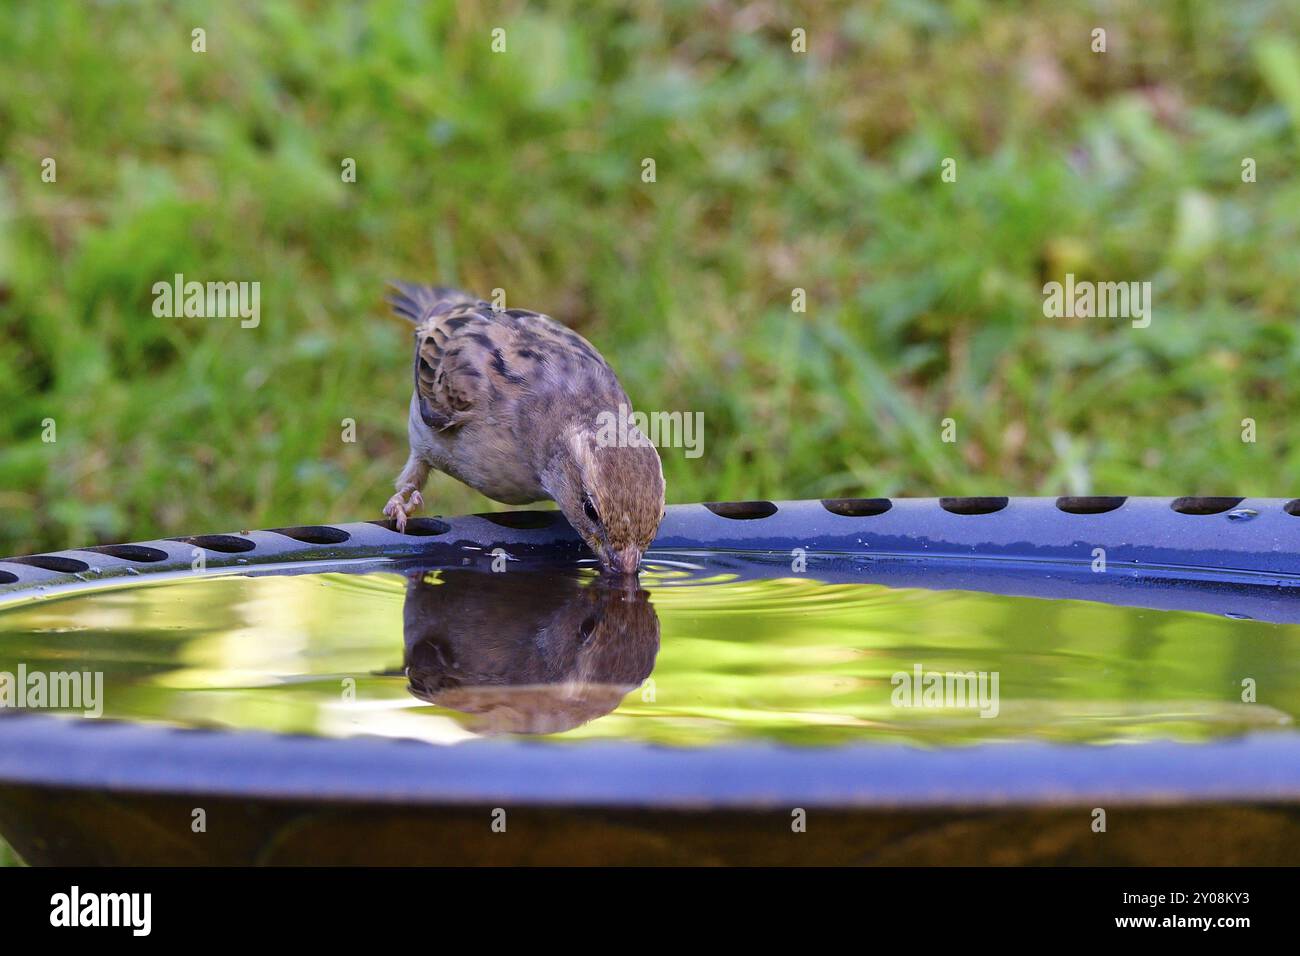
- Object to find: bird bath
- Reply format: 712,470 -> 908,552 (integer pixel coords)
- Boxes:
2,497 -> 1300,864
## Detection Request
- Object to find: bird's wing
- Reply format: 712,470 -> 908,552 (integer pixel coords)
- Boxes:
393,283 -> 619,430
411,304 -> 511,430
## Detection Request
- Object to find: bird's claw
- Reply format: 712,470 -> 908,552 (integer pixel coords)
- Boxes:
384,490 -> 421,532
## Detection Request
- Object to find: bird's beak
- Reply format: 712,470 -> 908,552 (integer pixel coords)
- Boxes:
606,546 -> 643,576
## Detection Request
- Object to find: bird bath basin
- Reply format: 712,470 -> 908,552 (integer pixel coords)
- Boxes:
2,497 -> 1300,864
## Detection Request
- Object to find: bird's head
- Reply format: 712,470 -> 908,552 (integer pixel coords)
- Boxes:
544,421 -> 665,576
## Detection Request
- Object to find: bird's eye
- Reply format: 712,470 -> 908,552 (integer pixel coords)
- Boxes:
583,495 -> 600,524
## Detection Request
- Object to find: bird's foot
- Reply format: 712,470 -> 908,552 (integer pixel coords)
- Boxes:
384,489 -> 424,532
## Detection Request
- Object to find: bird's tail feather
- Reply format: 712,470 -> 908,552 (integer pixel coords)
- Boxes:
386,281 -> 476,324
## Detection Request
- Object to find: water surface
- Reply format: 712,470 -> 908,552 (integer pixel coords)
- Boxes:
0,562 -> 1296,746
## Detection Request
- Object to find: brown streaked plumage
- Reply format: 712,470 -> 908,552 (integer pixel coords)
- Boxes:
384,282 -> 666,575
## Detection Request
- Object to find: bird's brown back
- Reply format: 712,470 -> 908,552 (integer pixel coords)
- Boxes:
409,299 -> 623,432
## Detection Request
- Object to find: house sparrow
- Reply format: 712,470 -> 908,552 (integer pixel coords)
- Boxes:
403,568 -> 660,735
384,282 -> 666,575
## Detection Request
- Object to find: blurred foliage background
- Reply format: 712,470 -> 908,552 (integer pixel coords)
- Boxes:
4,0 -> 1300,556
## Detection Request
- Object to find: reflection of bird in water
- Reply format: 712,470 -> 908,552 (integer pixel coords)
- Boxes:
403,569 -> 660,736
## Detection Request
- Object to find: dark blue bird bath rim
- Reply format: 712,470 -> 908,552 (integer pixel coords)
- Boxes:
5,494 -> 1300,619
3,496 -> 1300,864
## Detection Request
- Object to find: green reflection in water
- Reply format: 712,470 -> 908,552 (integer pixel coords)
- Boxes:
0,567 -> 1296,747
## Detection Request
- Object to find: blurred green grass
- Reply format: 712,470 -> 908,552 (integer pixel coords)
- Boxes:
3,0 -> 1300,557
